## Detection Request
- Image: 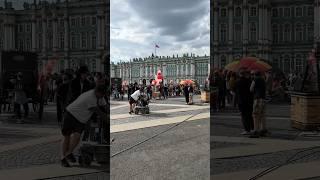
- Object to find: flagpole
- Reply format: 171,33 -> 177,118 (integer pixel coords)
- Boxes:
155,44 -> 156,56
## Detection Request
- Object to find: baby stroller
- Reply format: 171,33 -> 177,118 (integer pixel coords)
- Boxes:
134,94 -> 150,114
78,113 -> 108,167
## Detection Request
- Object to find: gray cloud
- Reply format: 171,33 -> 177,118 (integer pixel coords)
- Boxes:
111,0 -> 209,62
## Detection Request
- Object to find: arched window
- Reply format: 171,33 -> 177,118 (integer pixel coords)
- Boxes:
273,24 -> 278,43
221,55 -> 227,68
284,24 -> 291,42
235,7 -> 242,17
250,22 -> 257,41
296,23 -> 303,41
220,24 -> 227,42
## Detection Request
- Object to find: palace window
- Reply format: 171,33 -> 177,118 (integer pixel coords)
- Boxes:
19,24 -> 24,33
272,8 -> 278,17
71,32 -> 76,49
250,22 -> 257,41
279,24 -> 283,42
284,24 -> 291,42
308,23 -> 314,41
296,55 -> 303,73
91,32 -> 96,49
220,8 -> 227,17
60,32 -> 64,49
220,24 -> 227,42
81,32 -> 86,48
279,8 -> 283,17
295,23 -> 303,41
308,6 -> 313,17
26,24 -> 31,32
81,17 -> 86,26
71,18 -> 75,26
250,7 -> 257,17
19,39 -> 24,51
92,16 -> 96,25
272,24 -> 278,43
235,7 -> 242,17
26,38 -> 31,50
283,55 -> 290,73
221,55 -> 227,68
296,7 -> 303,17
234,24 -> 242,42
284,8 -> 290,17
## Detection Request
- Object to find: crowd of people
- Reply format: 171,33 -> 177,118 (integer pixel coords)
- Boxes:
212,68 -> 274,138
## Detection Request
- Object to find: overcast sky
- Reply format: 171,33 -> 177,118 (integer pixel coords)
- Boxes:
111,0 -> 210,63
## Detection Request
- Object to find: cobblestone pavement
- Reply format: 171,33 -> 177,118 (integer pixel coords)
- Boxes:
211,103 -> 320,178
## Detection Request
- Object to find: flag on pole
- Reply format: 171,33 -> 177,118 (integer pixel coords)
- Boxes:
155,44 -> 160,48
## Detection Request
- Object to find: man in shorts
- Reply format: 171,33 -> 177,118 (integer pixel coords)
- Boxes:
250,71 -> 268,138
60,84 -> 107,167
129,88 -> 143,114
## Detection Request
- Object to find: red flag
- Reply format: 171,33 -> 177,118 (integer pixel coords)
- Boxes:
155,44 -> 159,48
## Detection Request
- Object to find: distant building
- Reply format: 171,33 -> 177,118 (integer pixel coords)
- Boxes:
111,54 -> 210,86
213,0 -> 318,74
0,0 -> 107,73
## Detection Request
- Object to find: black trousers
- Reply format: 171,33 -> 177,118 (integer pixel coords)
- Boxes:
185,94 -> 189,103
240,107 -> 254,132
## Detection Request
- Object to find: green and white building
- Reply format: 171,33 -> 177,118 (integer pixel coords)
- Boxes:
111,54 -> 210,86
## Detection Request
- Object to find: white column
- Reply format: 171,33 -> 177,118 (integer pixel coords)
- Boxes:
185,64 -> 188,77
176,64 -> 179,77
101,16 -> 106,49
228,1 -> 233,44
243,0 -> 249,56
97,15 -> 102,49
259,0 -> 263,43
163,64 -> 166,77
52,14 -> 58,51
315,0 -> 320,42
64,15 -> 69,51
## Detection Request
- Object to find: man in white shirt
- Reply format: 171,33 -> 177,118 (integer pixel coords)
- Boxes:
129,88 -> 143,114
60,84 -> 107,167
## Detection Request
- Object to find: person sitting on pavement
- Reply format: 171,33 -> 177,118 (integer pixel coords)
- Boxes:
60,84 -> 107,167
129,88 -> 144,114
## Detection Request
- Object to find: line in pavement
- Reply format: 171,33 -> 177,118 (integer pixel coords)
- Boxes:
211,161 -> 320,180
111,112 -> 209,133
211,136 -> 320,159
111,106 -> 209,120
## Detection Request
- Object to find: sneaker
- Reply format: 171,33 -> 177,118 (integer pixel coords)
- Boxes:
61,158 -> 71,167
249,131 -> 260,138
66,153 -> 76,163
241,131 -> 251,135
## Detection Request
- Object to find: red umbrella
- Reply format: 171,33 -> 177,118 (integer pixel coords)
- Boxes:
225,57 -> 271,72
